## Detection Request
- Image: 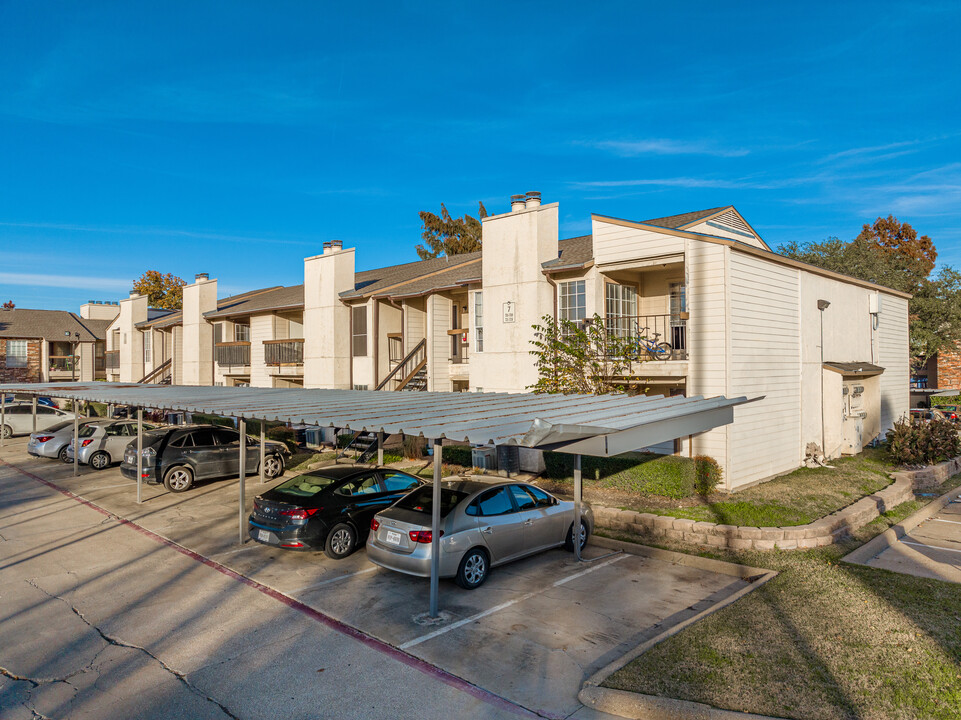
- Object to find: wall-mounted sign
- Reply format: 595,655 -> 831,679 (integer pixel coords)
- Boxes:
502,301 -> 515,323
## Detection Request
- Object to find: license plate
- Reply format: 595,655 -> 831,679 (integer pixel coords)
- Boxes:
385,530 -> 402,545
258,530 -> 270,542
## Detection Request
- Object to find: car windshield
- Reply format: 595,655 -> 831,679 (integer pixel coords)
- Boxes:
272,473 -> 338,498
394,486 -> 468,517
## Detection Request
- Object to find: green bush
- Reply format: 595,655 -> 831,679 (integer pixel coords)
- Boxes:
693,455 -> 723,495
336,433 -> 356,448
886,417 -> 960,465
440,445 -> 473,467
266,426 -> 297,451
930,395 -> 961,407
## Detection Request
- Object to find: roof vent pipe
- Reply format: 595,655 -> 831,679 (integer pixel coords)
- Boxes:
195,273 -> 209,281
322,241 -> 333,254
510,194 -> 527,212
329,239 -> 343,251
525,191 -> 541,209
129,290 -> 139,298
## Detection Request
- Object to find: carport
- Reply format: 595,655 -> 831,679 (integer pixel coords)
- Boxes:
0,382 -> 756,616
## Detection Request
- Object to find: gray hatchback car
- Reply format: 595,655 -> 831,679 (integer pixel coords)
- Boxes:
66,420 -> 161,469
367,479 -> 593,589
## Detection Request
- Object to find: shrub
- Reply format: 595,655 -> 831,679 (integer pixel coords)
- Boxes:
336,433 -> 356,449
439,445 -> 473,467
402,435 -> 423,460
693,455 -> 723,495
886,417 -> 960,465
931,395 -> 961,408
267,426 -> 297,451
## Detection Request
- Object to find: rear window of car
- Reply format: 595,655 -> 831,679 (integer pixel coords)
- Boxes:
44,420 -> 74,433
78,424 -> 99,438
394,486 -> 468,517
272,473 -> 338,498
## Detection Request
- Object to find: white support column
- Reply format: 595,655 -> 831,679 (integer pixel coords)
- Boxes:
377,431 -> 384,466
1,393 -> 6,448
239,418 -> 247,544
259,422 -> 265,484
136,409 -> 143,504
429,438 -> 443,618
32,396 -> 37,434
574,454 -> 582,562
73,412 -> 79,477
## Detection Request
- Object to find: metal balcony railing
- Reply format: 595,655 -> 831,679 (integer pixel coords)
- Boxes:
604,313 -> 688,360
105,351 -> 119,370
264,339 -> 304,365
48,355 -> 77,372
215,342 -> 250,366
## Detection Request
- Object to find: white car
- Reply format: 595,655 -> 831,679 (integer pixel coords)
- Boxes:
1,403 -> 78,438
66,420 -> 161,469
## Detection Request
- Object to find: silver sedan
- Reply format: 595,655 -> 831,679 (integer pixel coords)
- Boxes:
67,420 -> 160,470
367,479 -> 593,589
27,419 -> 100,461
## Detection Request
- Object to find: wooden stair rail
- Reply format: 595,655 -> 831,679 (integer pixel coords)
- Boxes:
375,338 -> 427,391
138,358 -> 172,384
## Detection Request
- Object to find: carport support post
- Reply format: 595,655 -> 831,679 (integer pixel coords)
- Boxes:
259,422 -> 265,484
136,409 -> 143,504
73,412 -> 79,477
239,418 -> 246,545
429,438 -> 442,618
32,396 -> 37,434
1,393 -> 5,448
377,431 -> 383,466
574,454 -> 582,562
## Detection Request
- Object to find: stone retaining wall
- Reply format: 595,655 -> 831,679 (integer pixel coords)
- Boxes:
592,475 -> 914,550
893,457 -> 961,491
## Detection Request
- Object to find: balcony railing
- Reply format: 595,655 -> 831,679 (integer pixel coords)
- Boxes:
105,350 -> 119,370
265,339 -> 304,365
48,355 -> 77,373
215,342 -> 250,366
604,313 -> 688,360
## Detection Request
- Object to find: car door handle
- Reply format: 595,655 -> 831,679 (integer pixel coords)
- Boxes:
523,519 -> 533,526
482,526 -> 493,534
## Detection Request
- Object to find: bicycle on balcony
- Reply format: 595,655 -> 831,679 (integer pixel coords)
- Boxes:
628,321 -> 673,361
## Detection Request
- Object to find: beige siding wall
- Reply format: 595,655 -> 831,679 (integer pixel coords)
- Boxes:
878,293 -> 910,430
592,218 -> 685,265
172,326 -> 183,385
405,298 -> 426,353
249,314 -> 273,388
727,251 -> 802,489
378,300 -> 402,380
427,293 -> 451,391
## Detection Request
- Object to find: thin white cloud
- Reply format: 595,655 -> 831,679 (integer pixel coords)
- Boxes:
585,138 -> 750,158
818,140 -> 921,163
0,272 -> 132,291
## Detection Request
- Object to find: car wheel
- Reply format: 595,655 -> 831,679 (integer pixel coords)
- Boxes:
89,451 -> 110,471
1,424 -> 11,439
455,548 -> 489,590
324,523 -> 356,560
163,466 -> 194,493
262,453 -> 284,479
564,519 -> 590,552
58,446 -> 70,463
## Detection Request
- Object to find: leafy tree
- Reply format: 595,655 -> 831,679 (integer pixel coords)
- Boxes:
2,300 -> 14,310
415,202 -> 488,260
133,271 -> 187,310
529,314 -> 637,394
778,217 -> 961,365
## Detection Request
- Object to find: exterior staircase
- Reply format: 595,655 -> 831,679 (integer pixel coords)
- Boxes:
375,339 -> 428,391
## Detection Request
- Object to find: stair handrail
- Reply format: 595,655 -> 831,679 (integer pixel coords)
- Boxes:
375,339 -> 427,391
138,358 -> 172,384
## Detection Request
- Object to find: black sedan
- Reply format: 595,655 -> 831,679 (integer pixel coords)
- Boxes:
248,465 -> 424,559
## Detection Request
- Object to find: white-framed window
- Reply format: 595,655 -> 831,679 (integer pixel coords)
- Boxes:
5,340 -> 27,368
352,306 -> 367,357
143,330 -> 152,360
213,323 -> 223,346
605,283 -> 637,338
473,291 -> 484,353
233,322 -> 250,342
558,280 -> 586,325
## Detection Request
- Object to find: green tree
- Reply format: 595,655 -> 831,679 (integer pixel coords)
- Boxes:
132,270 -> 187,310
415,202 -> 488,260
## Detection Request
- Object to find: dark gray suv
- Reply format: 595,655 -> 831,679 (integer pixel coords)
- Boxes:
120,424 -> 289,492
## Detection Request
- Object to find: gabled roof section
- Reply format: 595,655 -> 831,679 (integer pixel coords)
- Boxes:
641,206 -> 730,230
542,235 -> 595,271
341,252 -> 481,300
204,285 -> 304,320
0,309 -> 110,342
139,286 -> 284,329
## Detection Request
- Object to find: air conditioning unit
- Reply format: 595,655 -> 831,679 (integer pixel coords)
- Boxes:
472,446 -> 497,472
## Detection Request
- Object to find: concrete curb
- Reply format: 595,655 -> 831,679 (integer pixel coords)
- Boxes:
578,536 -> 779,720
842,483 -> 961,566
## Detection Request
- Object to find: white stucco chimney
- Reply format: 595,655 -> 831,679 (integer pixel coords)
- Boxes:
182,274 -> 218,386
304,245 -> 355,389
510,194 -> 527,212
524,191 -> 541,209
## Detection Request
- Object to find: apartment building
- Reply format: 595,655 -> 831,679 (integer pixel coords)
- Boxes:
101,194 -> 909,490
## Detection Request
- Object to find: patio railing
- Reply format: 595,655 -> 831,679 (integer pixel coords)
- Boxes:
604,313 -> 688,360
105,350 -> 119,370
264,339 -> 304,365
215,342 -> 251,366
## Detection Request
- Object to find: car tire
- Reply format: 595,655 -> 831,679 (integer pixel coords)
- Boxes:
324,523 -> 357,560
455,547 -> 489,590
1,424 -> 11,440
564,519 -> 590,552
163,465 -> 194,493
89,451 -> 110,471
58,446 -> 70,463
262,453 -> 284,479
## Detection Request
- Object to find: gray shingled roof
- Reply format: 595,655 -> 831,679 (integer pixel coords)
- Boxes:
341,252 -> 482,299
0,309 -> 110,342
641,206 -> 730,230
542,235 -> 594,270
140,286 -> 284,329
205,285 -> 304,319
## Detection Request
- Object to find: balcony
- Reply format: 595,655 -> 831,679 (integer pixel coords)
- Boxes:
105,350 -> 119,370
215,342 -> 250,367
604,313 -> 688,361
48,355 -> 78,379
265,339 -> 304,366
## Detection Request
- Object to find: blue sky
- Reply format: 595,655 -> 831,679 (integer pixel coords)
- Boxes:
2,1 -> 960,309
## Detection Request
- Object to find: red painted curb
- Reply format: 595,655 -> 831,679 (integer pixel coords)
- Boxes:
1,458 -> 547,719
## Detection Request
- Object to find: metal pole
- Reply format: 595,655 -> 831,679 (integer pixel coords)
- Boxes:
32,396 -> 37,434
136,408 -> 143,504
429,438 -> 443,618
73,412 -> 79,477
259,421 -> 265,484
1,393 -> 6,448
377,431 -> 384,466
239,418 -> 247,545
574,454 -> 582,562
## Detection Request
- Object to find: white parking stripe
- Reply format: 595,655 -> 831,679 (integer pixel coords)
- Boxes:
931,518 -> 961,526
903,540 -> 961,555
399,554 -> 628,650
291,566 -> 379,593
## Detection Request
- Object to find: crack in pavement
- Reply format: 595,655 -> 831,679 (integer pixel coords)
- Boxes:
21,579 -> 239,720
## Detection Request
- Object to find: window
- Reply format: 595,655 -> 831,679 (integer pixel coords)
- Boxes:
606,283 -> 638,338
143,331 -> 152,360
508,485 -> 536,511
213,429 -> 240,445
352,384 -> 369,391
170,433 -> 192,448
473,292 -> 484,353
233,323 -> 250,343
37,406 -> 57,415
395,486 -> 468,517
470,487 -> 514,517
337,474 -> 382,496
213,323 -> 223,346
352,306 -> 367,356
189,429 -> 217,447
5,340 -> 27,368
382,471 -> 421,493
558,281 -> 586,325
670,281 -> 687,351
524,485 -> 554,508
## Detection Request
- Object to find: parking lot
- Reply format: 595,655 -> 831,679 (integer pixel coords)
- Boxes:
1,436 -> 760,718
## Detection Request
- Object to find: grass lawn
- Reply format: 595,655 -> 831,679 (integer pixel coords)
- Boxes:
601,496 -> 961,720
542,448 -> 896,527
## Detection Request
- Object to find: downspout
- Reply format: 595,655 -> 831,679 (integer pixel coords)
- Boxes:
372,300 -> 380,389
543,271 -> 559,320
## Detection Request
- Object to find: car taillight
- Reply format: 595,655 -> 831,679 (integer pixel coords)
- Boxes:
35,436 -> 53,443
279,507 -> 318,521
281,541 -> 306,548
370,518 -> 380,531
81,439 -> 94,447
409,530 -> 443,543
